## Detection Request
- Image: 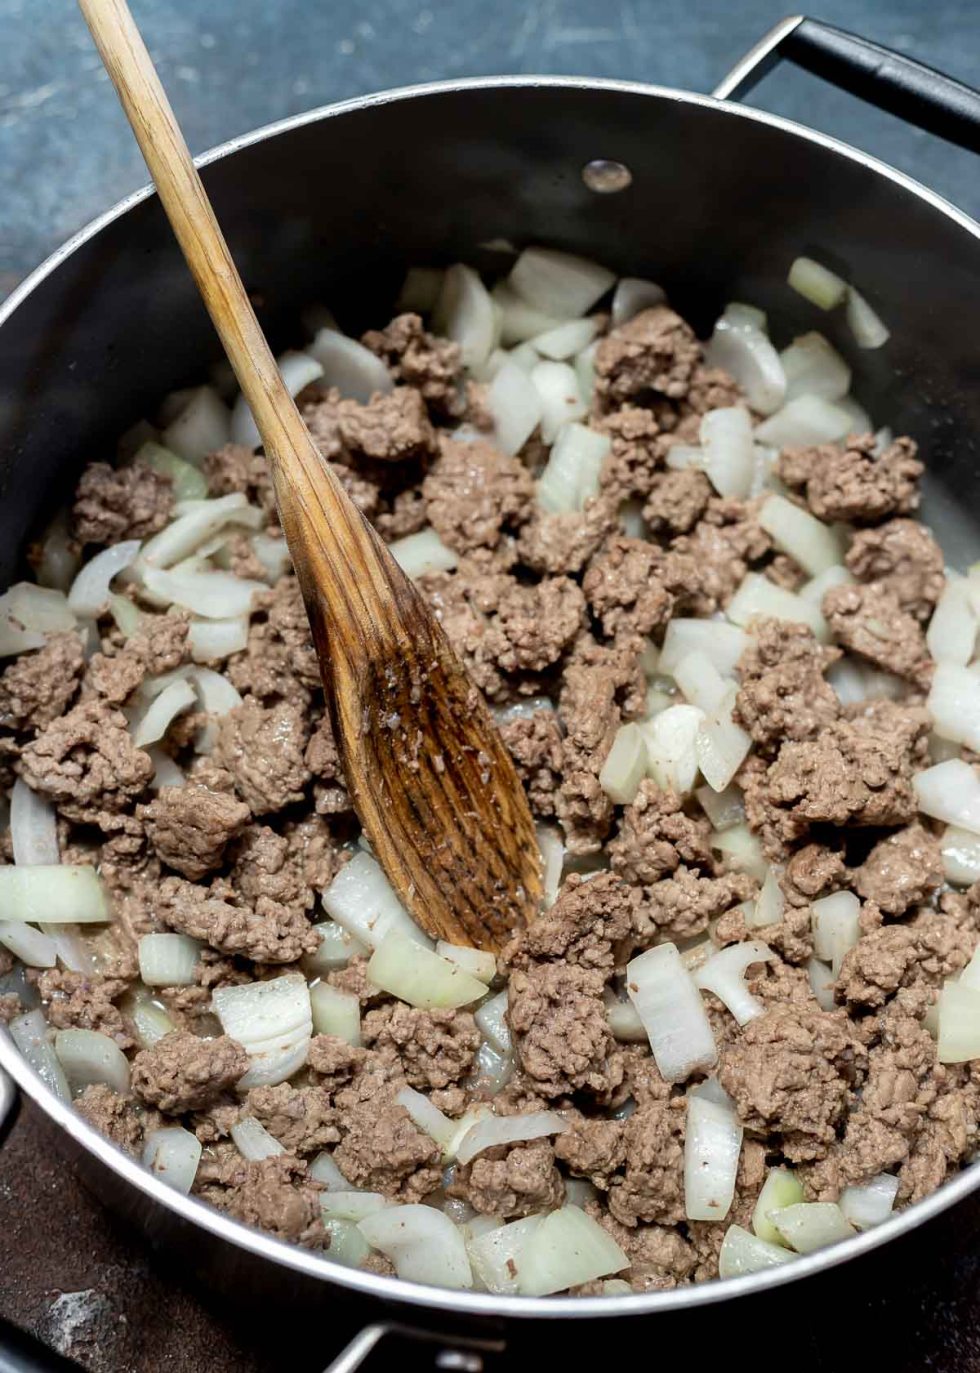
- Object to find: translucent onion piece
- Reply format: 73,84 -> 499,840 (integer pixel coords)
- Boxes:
704,321 -> 786,416
770,1202 -> 855,1254
433,264 -> 496,370
665,443 -> 704,472
800,564 -> 853,606
231,1115 -> 287,1161
695,941 -> 775,1026
307,329 -> 393,404
492,281 -> 565,346
0,584 -> 75,656
213,973 -> 312,1089
0,865 -> 108,924
396,266 -> 445,314
509,247 -> 615,319
518,1205 -> 628,1296
914,759 -> 980,835
67,540 -> 142,616
0,920 -> 58,967
811,891 -> 861,974
807,956 -> 836,1011
435,942 -> 496,984
846,287 -> 890,350
605,991 -> 648,1043
536,422 -> 609,514
250,533 -> 291,583
388,528 -> 458,579
536,825 -> 565,908
188,617 -> 249,663
780,332 -> 851,402
754,395 -> 854,448
140,493 -> 254,570
358,1204 -> 473,1289
750,866 -> 785,929
45,924 -> 97,974
367,932 -> 487,1010
189,667 -> 242,754
455,1109 -> 568,1165
55,1027 -> 130,1094
9,1009 -> 71,1101
138,932 -> 201,987
394,1085 -> 457,1151
936,981 -> 980,1063
696,687 -> 752,793
147,748 -> 185,791
232,350 -> 324,448
787,257 -> 847,310
305,920 -> 368,974
927,576 -> 977,666
309,1150 -> 350,1190
160,386 -> 231,464
321,851 -> 432,950
323,1191 -> 390,1222
753,1167 -> 804,1244
727,572 -> 826,639
129,989 -> 176,1048
718,1224 -> 793,1278
696,783 -> 745,833
724,302 -> 768,332
927,663 -> 980,751
466,1214 -> 543,1295
531,317 -> 599,361
710,824 -> 768,883
611,277 -> 666,327
599,722 -> 648,804
684,1092 -> 743,1221
487,359 -> 543,456
323,1219 -> 372,1268
131,677 -> 197,748
626,942 -> 718,1082
530,361 -> 587,444
642,703 -> 704,797
839,1174 -> 899,1230
34,509 -> 81,593
700,407 -> 756,497
134,441 -> 209,501
673,651 -> 729,714
474,989 -> 511,1055
659,620 -> 748,678
143,1125 -> 203,1193
140,565 -> 265,620
10,778 -> 59,866
310,982 -> 362,1045
109,593 -> 143,638
941,826 -> 980,886
758,495 -> 843,578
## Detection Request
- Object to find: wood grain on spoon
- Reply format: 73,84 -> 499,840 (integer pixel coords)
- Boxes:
77,0 -> 541,950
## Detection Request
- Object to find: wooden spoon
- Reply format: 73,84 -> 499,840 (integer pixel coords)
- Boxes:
78,0 -> 541,950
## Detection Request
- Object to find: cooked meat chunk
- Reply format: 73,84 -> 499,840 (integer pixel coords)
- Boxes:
214,699 -> 311,815
361,1004 -> 480,1090
595,306 -> 701,406
508,963 -> 622,1099
607,1098 -> 687,1226
72,460 -> 174,544
845,518 -> 945,621
643,470 -> 712,534
337,387 -> 438,464
498,710 -> 564,818
506,871 -> 633,973
596,405 -> 667,500
778,434 -> 923,524
19,700 -> 153,822
141,785 -> 250,879
204,443 -> 277,514
823,581 -> 932,684
244,1083 -> 339,1155
735,618 -> 840,752
449,1139 -> 564,1218
0,632 -> 85,733
35,969 -> 134,1050
87,612 -> 191,705
76,1084 -> 146,1154
609,783 -> 713,887
836,912 -> 975,1009
160,875 -> 319,963
853,823 -> 944,915
517,499 -> 618,576
634,867 -> 755,944
554,1115 -> 626,1184
199,1154 -> 325,1245
422,437 -> 534,552
332,1094 -> 442,1200
360,312 -> 464,419
583,537 -> 674,639
131,1031 -> 249,1112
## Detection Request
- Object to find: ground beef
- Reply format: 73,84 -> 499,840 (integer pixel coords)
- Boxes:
583,537 -> 674,639
227,576 -> 321,707
19,699 -> 153,823
199,1154 -> 325,1245
449,1139 -> 564,1218
332,1093 -> 442,1200
72,460 -> 174,545
87,613 -> 191,705
778,433 -> 923,524
609,783 -> 714,887
0,632 -> 85,733
516,498 -> 618,576
591,1208 -> 698,1291
735,618 -> 841,752
159,874 -> 319,963
596,406 -> 667,500
204,444 -> 277,515
554,1114 -> 626,1185
633,867 -> 755,944
555,660 -> 620,854
34,970 -> 134,1050
244,1083 -> 339,1155
594,306 -> 701,407
508,963 -> 622,1099
360,1003 -> 480,1090
131,1031 -> 249,1112
360,312 -> 464,419
836,912 -> 975,1009
607,1097 -> 687,1226
845,518 -> 945,621
823,581 -> 932,684
498,710 -> 564,818
75,1084 -> 147,1154
337,388 -> 438,465
213,698 -> 311,815
785,843 -> 847,903
506,871 -> 633,973
422,436 -> 534,553
482,577 -> 585,675
643,470 -> 712,534
853,823 -> 944,915
141,785 -> 250,879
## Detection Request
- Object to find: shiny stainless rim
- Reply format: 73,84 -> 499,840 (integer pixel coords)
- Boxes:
3,73 -> 980,1321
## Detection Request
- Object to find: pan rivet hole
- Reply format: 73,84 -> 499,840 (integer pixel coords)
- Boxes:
582,158 -> 632,193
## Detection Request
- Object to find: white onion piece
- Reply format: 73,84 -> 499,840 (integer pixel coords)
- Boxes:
673,651 -> 730,714
0,615 -> 46,657
752,1167 -> 804,1244
780,332 -> 851,401
321,851 -> 432,950
138,932 -> 201,987
309,1150 -> 350,1190
696,687 -> 752,793
131,677 -> 197,748
758,495 -> 843,577
695,941 -> 775,1025
323,1192 -> 390,1222
130,990 -> 176,1049
626,942 -> 717,1082
395,1085 -> 457,1152
231,1115 -> 286,1161
140,565 -> 265,620
518,1205 -> 628,1296
846,288 -> 890,350
800,564 -> 853,605
55,1028 -> 130,1094
140,493 -> 259,570
827,656 -> 903,707
466,1215 -> 543,1295
492,281 -> 565,346
787,257 -> 847,310
367,932 -> 486,1010
936,981 -> 980,1063
9,1009 -> 70,1101
455,1110 -> 568,1166
611,276 -> 666,326
433,264 -> 496,370
160,386 -> 231,463
599,722 -> 647,804
725,302 -> 768,332
839,1174 -> 899,1230
109,593 -> 143,638
659,620 -> 748,678
530,361 -> 587,443
474,989 -> 511,1055
213,973 -> 312,1089
508,342 -> 541,373
307,329 -> 393,404
754,395 -> 854,448
531,317 -> 599,361
711,824 -> 768,883
684,1091 -> 743,1221
487,359 -> 543,456
914,759 -> 980,834
665,444 -> 704,472
0,920 -> 58,967
704,320 -> 785,416
305,920 -> 368,974
941,826 -> 980,885
388,528 -> 458,579
835,394 -> 873,436
147,748 -> 185,791
718,1225 -> 793,1278
67,540 -> 142,616
134,440 -> 209,502
310,982 -> 361,1045
0,865 -> 108,923
928,664 -> 980,751
188,617 -> 249,663
189,666 -> 242,752
359,1205 -> 473,1289
642,703 -> 704,797
0,584 -> 75,656
143,1126 -> 202,1193
232,350 -> 324,449
250,534 -> 291,583
700,407 -> 756,498
435,942 -> 496,984
536,422 -> 609,514
471,1040 -> 513,1095
811,891 -> 861,974
696,783 -> 745,832
770,1202 -> 855,1254
45,924 -> 97,973
34,509 -> 81,593
605,990 -> 647,1042
323,1220 -> 379,1268
928,576 -> 976,666
396,266 -> 444,314
509,247 -> 615,319
727,572 -> 826,639
10,778 -> 59,866
536,825 -> 565,908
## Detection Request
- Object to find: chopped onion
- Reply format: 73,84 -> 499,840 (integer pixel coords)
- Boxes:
9,1009 -> 70,1101
531,317 -> 599,361
518,1205 -> 628,1296
394,1085 -> 457,1152
109,593 -> 143,638
927,663 -> 980,751
367,932 -> 487,1010
536,825 -> 565,908
471,1040 -> 513,1095
749,866 -> 785,929
310,982 -> 361,1044
435,942 -> 496,984
665,444 -> 705,472
752,1167 -> 804,1244
140,493 -> 258,570
396,266 -> 445,314
780,332 -> 851,402
305,920 -> 368,974
846,287 -> 890,350
33,509 -> 81,593
474,989 -> 511,1055
684,1091 -> 743,1221
509,247 -> 615,319
711,824 -> 768,883
718,1224 -> 793,1278
0,865 -> 108,924
433,264 -> 496,370
724,302 -> 768,332
642,703 -> 704,797
0,583 -> 75,655
160,386 -> 231,464
807,956 -> 836,1011
770,1201 -> 855,1254
673,652 -> 730,714
704,321 -> 785,416
611,277 -> 666,327
231,1115 -> 286,1161
508,341 -> 541,373
232,350 -> 324,448
0,921 -> 58,968
55,1027 -> 130,1094
536,422 -> 609,514
936,981 -> 980,1063
659,620 -> 748,679
835,394 -> 872,435
466,1215 -> 543,1295
455,1110 -> 568,1166
321,851 -> 432,950
599,722 -> 647,804
758,495 -> 842,578
727,572 -> 826,639
487,359 -> 543,456
811,891 -> 861,974
10,778 -> 59,866
530,361 -> 587,443
800,565 -> 853,606
696,687 -> 752,793
67,540 -> 142,617
605,991 -> 648,1043
307,329 -> 393,404
928,576 -> 977,666
323,1191 -> 390,1222
492,281 -> 565,346
827,656 -> 903,706
941,826 -> 980,885
358,1204 -> 473,1289
213,973 -> 312,1089
309,1150 -> 350,1190
134,441 -> 209,501
388,528 -> 458,579
700,407 -> 756,498
140,565 -> 265,620
787,257 -> 847,310
754,395 -> 854,448
45,924 -> 97,973
626,942 -> 718,1082
695,941 -> 775,1025
914,759 -> 980,834
324,1219 -> 372,1268
129,989 -> 176,1048
188,616 -> 249,663
138,932 -> 201,987
696,783 -> 744,832
147,748 -> 185,791
131,676 -> 197,748
143,1126 -> 202,1192
839,1174 -> 899,1230
250,534 -> 291,583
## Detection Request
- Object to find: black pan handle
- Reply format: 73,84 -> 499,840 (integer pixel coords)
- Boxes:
714,14 -> 980,155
